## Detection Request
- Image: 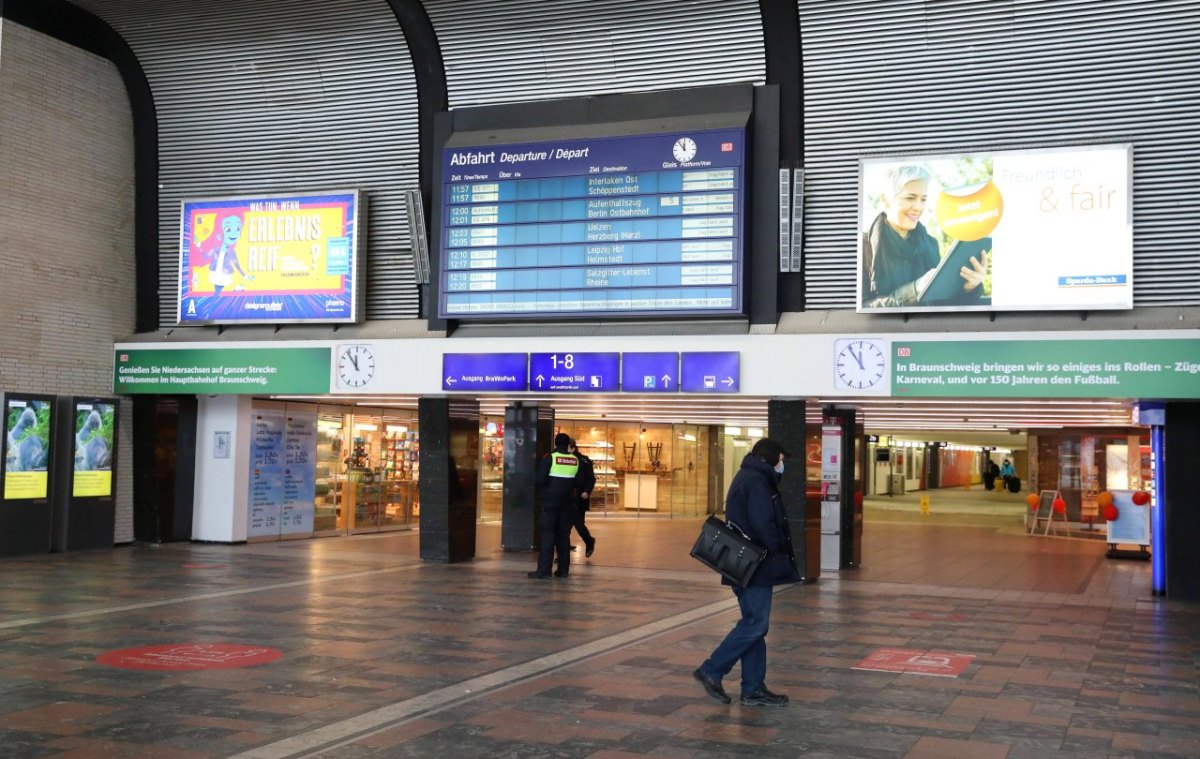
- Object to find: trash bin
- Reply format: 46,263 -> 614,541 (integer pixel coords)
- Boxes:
890,473 -> 906,496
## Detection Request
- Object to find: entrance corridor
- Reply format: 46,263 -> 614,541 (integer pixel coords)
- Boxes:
0,511 -> 1189,758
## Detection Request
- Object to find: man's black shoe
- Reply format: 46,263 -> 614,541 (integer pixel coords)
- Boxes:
553,571 -> 569,578
570,545 -> 578,552
740,687 -> 788,707
692,668 -> 730,704
527,571 -> 552,579
585,539 -> 596,558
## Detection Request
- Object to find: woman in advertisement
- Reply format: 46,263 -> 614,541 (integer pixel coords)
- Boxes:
862,165 -> 988,309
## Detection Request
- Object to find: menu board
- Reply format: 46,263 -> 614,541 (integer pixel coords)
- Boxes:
282,409 -> 317,535
439,129 -> 745,319
248,409 -> 285,537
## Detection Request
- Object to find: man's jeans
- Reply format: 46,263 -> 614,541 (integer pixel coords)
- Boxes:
698,584 -> 773,696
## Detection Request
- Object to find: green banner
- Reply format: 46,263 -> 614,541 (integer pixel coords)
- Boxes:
114,348 -> 331,395
892,339 -> 1200,398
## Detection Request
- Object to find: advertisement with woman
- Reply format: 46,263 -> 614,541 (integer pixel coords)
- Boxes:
858,145 -> 1132,313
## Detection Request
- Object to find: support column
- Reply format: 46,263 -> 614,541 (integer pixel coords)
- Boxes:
501,403 -> 554,551
418,397 -> 479,563
768,399 -> 816,582
1164,402 -> 1200,600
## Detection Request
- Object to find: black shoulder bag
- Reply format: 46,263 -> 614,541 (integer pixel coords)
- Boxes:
689,516 -> 767,587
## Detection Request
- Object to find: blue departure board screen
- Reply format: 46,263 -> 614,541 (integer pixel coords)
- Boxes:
437,129 -> 746,319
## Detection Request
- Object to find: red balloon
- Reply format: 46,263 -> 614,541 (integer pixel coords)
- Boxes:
1132,490 -> 1151,506
1026,493 -> 1040,510
1052,498 -> 1066,515
1103,504 -> 1119,521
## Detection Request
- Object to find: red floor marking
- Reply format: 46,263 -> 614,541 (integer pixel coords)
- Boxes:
97,643 -> 282,671
852,647 -> 974,677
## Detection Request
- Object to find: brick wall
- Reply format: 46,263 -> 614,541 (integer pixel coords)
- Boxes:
0,20 -> 136,543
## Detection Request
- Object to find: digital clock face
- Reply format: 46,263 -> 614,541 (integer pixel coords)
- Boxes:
672,137 -> 697,163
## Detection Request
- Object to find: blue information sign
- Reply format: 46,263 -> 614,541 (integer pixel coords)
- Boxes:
529,353 -> 619,392
442,353 -> 528,391
680,352 -> 740,393
621,353 -> 680,392
439,129 -> 745,319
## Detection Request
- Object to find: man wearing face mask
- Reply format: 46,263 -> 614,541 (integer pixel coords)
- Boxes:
694,438 -> 800,708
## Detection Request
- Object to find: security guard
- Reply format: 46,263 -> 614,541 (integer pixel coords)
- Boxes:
530,432 -> 582,578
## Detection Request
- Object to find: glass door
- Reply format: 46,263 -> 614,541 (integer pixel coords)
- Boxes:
669,424 -> 707,518
380,413 -> 419,530
314,409 -> 347,536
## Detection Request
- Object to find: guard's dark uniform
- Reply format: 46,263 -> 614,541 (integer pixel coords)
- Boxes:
533,436 -> 581,577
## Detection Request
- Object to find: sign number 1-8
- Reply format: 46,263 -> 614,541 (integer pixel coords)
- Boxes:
548,354 -> 575,370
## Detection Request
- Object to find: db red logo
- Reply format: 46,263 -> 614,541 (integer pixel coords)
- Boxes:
896,347 -> 911,357
720,142 -> 734,152
119,354 -> 129,362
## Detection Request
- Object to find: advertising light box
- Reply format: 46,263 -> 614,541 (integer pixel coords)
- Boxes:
178,191 -> 363,324
858,144 -> 1132,313
3,397 -> 53,501
438,128 -> 746,319
72,400 -> 115,498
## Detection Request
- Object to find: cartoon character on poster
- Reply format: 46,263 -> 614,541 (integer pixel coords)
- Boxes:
190,211 -> 254,297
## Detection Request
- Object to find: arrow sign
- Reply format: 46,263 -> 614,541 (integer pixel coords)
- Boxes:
529,353 -> 618,392
681,352 -> 740,393
442,353 -> 529,391
621,353 -> 679,393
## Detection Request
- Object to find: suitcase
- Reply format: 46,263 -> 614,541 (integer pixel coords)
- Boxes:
1007,476 -> 1021,493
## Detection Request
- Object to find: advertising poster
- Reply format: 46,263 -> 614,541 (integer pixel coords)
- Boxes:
73,401 -> 115,498
281,409 -> 317,535
1107,490 -> 1151,546
859,144 -> 1132,313
247,409 -> 286,538
3,398 -> 52,500
178,191 -> 362,324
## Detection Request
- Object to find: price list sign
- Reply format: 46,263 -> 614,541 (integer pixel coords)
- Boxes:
438,129 -> 745,319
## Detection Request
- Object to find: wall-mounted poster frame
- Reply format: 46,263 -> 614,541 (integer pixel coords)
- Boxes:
177,190 -> 365,325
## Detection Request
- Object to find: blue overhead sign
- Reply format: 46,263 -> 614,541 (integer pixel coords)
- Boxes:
442,353 -> 528,391
680,352 -> 740,393
530,353 -> 619,392
621,353 -> 680,392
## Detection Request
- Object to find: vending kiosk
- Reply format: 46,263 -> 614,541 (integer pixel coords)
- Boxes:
0,392 -> 57,556
50,396 -> 119,552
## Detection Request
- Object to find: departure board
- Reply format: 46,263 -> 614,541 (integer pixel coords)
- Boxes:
438,129 -> 745,319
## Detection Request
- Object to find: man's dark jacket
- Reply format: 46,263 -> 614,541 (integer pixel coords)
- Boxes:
723,453 -> 801,587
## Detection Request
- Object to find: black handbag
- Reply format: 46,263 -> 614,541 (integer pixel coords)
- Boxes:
690,515 -> 767,587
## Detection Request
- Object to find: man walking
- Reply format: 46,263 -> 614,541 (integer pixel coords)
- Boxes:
569,439 -> 597,557
693,438 -> 800,707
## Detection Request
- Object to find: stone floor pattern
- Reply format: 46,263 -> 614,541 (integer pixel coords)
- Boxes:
0,509 -> 1194,758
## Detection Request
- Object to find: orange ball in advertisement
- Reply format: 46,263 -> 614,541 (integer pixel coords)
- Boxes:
935,180 -> 1003,241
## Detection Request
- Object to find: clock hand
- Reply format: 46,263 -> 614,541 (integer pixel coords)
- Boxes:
851,346 -> 865,370
349,354 -> 359,371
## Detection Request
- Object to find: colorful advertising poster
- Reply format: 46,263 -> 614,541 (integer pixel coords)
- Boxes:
177,191 -> 363,324
3,398 -> 52,500
73,401 -> 115,498
281,408 -> 317,535
248,409 -> 286,538
858,144 -> 1132,313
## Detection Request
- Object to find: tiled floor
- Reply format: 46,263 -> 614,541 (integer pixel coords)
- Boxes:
0,500 -> 1190,758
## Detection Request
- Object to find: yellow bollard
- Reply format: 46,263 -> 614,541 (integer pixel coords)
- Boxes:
919,495 -> 931,516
